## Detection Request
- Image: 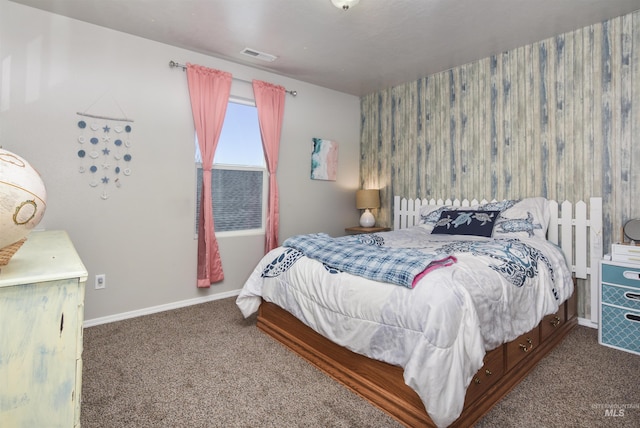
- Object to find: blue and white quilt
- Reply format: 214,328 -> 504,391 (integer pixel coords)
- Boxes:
237,226 -> 573,428
276,232 -> 456,288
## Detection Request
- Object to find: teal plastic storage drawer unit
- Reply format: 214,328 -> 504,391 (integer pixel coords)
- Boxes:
599,260 -> 640,355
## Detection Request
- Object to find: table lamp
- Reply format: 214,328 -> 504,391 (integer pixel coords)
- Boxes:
356,189 -> 380,227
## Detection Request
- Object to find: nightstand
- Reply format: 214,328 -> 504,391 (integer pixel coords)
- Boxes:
345,226 -> 391,235
599,259 -> 640,355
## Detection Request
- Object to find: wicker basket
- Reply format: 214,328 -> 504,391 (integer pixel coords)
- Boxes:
0,238 -> 27,266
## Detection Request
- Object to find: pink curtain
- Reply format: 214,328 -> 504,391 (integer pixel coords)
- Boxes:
253,80 -> 286,253
186,63 -> 232,287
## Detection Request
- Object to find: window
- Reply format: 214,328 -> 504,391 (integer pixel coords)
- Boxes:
196,99 -> 267,235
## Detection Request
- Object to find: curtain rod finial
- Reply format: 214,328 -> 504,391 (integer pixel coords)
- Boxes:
169,60 -> 186,70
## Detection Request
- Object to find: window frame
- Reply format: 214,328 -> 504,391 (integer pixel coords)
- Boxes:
194,96 -> 267,238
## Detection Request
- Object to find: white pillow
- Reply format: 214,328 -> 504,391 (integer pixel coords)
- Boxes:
492,197 -> 550,239
418,204 -> 452,232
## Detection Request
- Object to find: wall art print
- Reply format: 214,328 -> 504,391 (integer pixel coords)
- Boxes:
76,111 -> 134,200
310,138 -> 338,181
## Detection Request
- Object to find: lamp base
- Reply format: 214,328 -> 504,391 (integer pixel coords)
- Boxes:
359,209 -> 375,227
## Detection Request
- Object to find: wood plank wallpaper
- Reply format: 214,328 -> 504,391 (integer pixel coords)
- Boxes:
360,10 -> 640,319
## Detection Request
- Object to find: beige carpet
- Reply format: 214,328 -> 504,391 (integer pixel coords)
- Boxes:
81,297 -> 639,427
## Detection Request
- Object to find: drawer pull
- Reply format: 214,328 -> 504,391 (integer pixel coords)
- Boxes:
623,271 -> 640,281
474,377 -> 481,384
625,313 -> 640,323
519,338 -> 533,353
485,369 -> 492,376
625,292 -> 640,302
550,316 -> 561,327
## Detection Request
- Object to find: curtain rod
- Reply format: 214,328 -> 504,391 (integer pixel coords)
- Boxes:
169,60 -> 297,96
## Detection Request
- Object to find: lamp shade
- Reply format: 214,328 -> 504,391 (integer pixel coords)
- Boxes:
356,189 -> 380,209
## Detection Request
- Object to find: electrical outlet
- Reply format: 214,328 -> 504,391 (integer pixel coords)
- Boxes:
95,274 -> 106,290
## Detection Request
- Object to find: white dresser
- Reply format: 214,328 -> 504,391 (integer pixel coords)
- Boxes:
0,230 -> 87,428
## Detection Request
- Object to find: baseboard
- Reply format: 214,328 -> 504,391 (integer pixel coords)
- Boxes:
83,289 -> 241,328
578,317 -> 598,329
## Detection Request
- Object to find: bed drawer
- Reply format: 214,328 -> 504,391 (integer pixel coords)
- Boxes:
464,346 -> 504,405
540,305 -> 567,341
506,327 -> 540,371
599,304 -> 640,355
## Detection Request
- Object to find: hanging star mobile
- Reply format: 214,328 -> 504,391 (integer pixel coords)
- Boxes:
76,99 -> 134,200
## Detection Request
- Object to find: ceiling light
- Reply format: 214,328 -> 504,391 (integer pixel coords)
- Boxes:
331,0 -> 359,11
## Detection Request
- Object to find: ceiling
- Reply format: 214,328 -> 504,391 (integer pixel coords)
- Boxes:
10,0 -> 640,96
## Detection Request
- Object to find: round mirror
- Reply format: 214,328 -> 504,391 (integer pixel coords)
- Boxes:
623,219 -> 640,242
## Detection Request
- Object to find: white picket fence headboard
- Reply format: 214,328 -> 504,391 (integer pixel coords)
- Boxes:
393,196 -> 604,324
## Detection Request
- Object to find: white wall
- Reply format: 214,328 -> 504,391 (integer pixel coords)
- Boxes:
0,1 -> 361,323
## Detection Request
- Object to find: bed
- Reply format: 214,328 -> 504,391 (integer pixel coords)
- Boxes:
236,196 -> 603,427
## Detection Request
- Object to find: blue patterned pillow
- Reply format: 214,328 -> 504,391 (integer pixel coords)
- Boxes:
492,198 -> 550,239
431,210 -> 501,237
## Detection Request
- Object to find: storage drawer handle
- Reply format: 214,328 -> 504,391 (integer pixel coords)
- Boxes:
625,313 -> 640,323
624,292 -> 640,302
473,369 -> 493,384
550,316 -> 561,327
623,271 -> 640,280
519,338 -> 533,353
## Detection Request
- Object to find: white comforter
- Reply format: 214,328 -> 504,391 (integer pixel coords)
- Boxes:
236,227 -> 573,427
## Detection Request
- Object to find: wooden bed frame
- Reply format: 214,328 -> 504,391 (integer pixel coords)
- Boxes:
257,196 -> 603,427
